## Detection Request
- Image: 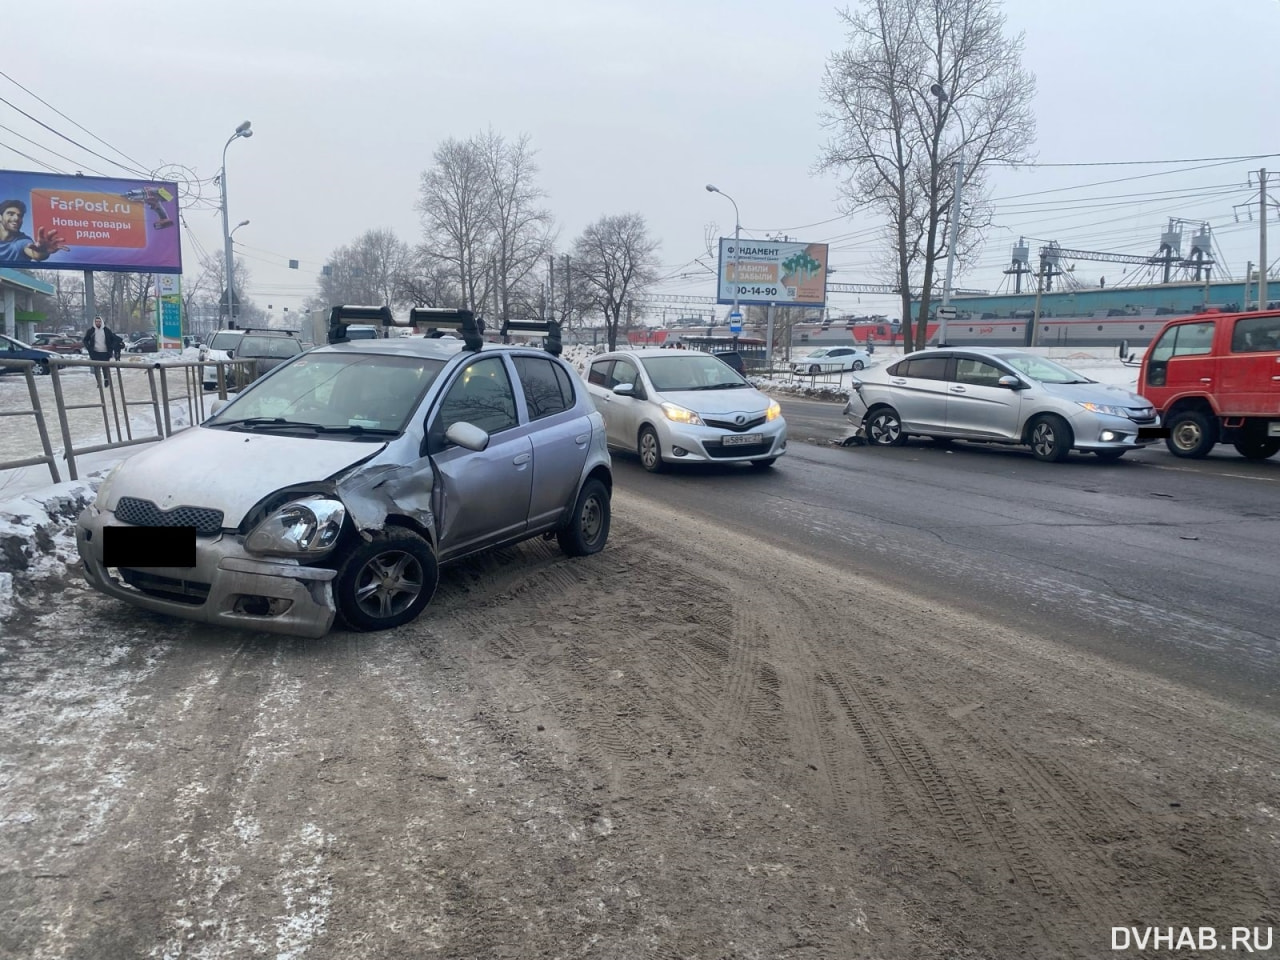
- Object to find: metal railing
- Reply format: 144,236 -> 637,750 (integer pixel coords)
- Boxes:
0,356 -> 255,483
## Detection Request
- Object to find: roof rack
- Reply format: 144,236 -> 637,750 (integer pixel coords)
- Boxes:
501,318 -> 562,357
407,307 -> 485,351
240,327 -> 299,336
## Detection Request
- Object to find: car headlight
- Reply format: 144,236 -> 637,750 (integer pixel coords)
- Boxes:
766,400 -> 782,421
661,402 -> 703,426
245,496 -> 345,557
1077,401 -> 1128,417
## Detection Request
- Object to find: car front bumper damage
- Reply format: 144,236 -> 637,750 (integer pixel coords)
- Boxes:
77,505 -> 338,639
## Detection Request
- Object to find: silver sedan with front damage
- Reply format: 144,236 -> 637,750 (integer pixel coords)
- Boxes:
842,347 -> 1158,462
78,317 -> 612,638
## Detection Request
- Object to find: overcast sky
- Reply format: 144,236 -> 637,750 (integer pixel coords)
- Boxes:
5,0 -> 1279,322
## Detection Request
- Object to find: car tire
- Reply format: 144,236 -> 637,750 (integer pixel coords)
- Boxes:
808,364 -> 821,375
1028,414 -> 1073,462
1094,449 -> 1127,461
852,360 -> 865,371
1232,437 -> 1280,460
557,478 -> 611,557
34,360 -> 49,376
750,457 -> 777,469
334,529 -> 438,632
867,406 -> 908,446
638,425 -> 666,473
1164,409 -> 1217,459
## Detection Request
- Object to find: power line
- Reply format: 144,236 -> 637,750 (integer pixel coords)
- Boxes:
0,93 -> 153,179
0,70 -> 153,175
0,121 -> 111,177
990,152 -> 1280,169
0,141 -> 62,173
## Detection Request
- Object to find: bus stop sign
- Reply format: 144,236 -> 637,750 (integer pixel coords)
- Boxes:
728,310 -> 743,334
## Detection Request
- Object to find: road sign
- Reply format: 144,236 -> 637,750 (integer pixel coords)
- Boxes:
937,305 -> 957,321
728,310 -> 743,333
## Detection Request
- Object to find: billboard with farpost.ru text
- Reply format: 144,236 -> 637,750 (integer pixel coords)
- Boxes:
0,169 -> 182,273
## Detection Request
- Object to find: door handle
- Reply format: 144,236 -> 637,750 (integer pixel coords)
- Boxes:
1272,376 -> 1280,382
949,386 -> 967,393
513,453 -> 531,466
575,433 -> 590,443
1200,378 -> 1212,383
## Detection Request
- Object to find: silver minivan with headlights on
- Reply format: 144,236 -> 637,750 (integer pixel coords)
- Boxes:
586,348 -> 786,471
843,347 -> 1159,461
77,308 -> 613,638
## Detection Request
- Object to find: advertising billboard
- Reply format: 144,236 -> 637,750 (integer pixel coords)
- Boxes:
0,170 -> 182,274
716,238 -> 828,308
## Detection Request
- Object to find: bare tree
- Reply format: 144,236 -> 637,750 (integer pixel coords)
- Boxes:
313,228 -> 414,310
571,213 -> 661,351
30,271 -> 84,330
395,246 -> 464,309
416,137 -> 494,314
194,251 -> 259,327
479,131 -> 555,323
818,0 -> 1035,350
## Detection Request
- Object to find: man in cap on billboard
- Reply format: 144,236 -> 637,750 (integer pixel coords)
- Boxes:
0,199 -> 70,263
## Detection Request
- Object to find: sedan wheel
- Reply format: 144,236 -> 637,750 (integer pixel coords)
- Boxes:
335,530 -> 439,631
852,360 -> 864,371
867,407 -> 907,446
557,478 -> 611,556
1028,414 -> 1073,462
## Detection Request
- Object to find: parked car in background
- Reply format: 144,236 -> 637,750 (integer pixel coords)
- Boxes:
792,345 -> 872,374
76,310 -> 611,638
844,347 -> 1158,462
126,334 -> 159,353
0,333 -> 54,374
586,347 -> 786,471
38,334 -> 85,355
225,331 -> 305,387
1137,309 -> 1280,460
199,328 -> 245,389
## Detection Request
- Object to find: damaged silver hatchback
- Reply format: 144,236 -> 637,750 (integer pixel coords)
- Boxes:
76,307 -> 613,638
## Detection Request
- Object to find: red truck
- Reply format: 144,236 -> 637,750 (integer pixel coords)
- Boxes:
1138,310 -> 1280,460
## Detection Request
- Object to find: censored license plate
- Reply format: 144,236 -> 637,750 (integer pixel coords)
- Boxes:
722,433 -> 764,447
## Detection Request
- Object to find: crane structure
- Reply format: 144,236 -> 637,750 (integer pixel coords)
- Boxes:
1021,221 -> 1217,293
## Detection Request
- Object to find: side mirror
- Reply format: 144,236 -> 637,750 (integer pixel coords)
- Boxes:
209,397 -> 232,418
997,375 -> 1025,390
612,383 -> 635,397
445,421 -> 490,451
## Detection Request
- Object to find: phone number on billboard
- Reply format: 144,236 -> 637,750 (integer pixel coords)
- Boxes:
731,285 -> 780,297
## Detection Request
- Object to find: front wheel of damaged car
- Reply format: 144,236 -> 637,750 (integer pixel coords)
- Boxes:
558,478 -> 611,557
335,530 -> 439,631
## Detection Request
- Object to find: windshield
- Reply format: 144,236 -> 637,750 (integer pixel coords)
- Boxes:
205,353 -> 446,436
207,331 -> 242,351
639,354 -> 749,391
806,348 -> 831,358
238,335 -> 303,358
995,352 -> 1093,384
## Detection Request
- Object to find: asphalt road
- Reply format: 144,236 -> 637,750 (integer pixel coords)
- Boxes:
616,395 -> 1280,713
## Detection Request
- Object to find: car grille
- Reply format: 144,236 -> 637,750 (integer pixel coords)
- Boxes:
119,568 -> 210,605
1128,407 -> 1157,423
705,441 -> 773,459
702,414 -> 767,432
115,497 -> 224,535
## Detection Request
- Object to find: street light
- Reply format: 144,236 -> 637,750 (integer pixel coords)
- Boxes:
930,84 -> 963,347
705,184 -> 741,330
219,121 -> 252,328
230,219 -> 250,241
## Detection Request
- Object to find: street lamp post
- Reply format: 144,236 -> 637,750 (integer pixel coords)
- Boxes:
219,121 -> 253,328
705,184 -> 741,329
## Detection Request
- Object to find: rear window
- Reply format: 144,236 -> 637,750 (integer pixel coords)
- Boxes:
238,335 -> 303,359
207,331 -> 242,351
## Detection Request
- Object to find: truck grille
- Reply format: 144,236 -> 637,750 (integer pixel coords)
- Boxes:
115,497 -> 224,535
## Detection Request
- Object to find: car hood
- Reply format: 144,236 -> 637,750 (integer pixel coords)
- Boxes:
1039,381 -> 1150,407
99,426 -> 385,527
656,387 -> 772,416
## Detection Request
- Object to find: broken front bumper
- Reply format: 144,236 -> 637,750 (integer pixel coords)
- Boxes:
76,505 -> 338,639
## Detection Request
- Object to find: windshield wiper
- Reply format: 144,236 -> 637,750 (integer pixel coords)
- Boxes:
217,417 -> 328,431
312,424 -> 399,436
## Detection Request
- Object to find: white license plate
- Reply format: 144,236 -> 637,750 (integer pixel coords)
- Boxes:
1268,422 -> 1280,437
722,433 -> 764,446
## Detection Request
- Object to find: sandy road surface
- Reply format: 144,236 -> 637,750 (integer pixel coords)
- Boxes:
1,493 -> 1277,959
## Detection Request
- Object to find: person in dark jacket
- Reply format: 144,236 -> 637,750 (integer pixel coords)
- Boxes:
82,316 -> 123,386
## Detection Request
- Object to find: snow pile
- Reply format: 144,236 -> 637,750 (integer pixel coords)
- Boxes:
0,472 -> 108,621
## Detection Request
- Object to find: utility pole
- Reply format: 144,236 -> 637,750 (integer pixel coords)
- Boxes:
1260,168 -> 1268,310
940,155 -> 964,346
1030,254 -> 1046,347
548,255 -> 556,322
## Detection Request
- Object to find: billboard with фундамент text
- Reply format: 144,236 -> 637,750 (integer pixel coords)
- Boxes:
715,238 -> 828,308
0,170 -> 182,273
